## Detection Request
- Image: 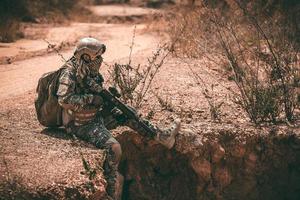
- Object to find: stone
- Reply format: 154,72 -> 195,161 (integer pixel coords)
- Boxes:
131,135 -> 143,146
193,137 -> 203,147
211,142 -> 225,163
214,167 -> 232,188
191,159 -> 211,182
186,117 -> 192,124
245,152 -> 257,170
248,153 -> 257,163
89,184 -> 107,200
175,128 -> 201,155
232,144 -> 246,158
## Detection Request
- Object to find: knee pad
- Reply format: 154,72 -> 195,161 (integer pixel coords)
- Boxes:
111,143 -> 122,163
105,138 -> 122,164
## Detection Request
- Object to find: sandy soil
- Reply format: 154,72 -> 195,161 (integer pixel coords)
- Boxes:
88,5 -> 158,17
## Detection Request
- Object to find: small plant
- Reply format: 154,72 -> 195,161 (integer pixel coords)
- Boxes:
71,134 -> 104,182
204,86 -> 224,121
145,106 -> 156,120
189,66 -> 224,121
81,153 -> 104,181
153,92 -> 174,112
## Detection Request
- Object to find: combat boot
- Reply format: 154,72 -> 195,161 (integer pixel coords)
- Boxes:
155,119 -> 181,149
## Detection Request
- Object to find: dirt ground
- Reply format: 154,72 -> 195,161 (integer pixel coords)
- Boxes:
0,3 -> 299,200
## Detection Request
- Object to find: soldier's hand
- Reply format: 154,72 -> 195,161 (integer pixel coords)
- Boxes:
92,95 -> 103,106
86,76 -> 103,93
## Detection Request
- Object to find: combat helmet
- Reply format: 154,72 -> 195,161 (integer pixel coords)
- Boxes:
74,37 -> 106,61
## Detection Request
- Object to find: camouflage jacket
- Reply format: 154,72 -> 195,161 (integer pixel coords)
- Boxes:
56,57 -> 104,127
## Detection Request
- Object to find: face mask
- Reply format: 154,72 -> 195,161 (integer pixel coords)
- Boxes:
85,56 -> 103,76
77,55 -> 103,79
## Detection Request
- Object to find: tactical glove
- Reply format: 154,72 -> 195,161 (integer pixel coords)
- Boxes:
86,76 -> 103,93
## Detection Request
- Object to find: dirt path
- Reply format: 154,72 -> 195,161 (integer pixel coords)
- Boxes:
88,5 -> 158,17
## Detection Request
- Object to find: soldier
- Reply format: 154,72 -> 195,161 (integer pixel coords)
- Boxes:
56,37 -> 181,200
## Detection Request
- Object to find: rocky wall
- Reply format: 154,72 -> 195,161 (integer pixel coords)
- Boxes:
117,126 -> 300,200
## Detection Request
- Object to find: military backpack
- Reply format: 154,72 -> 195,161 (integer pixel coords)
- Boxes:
35,65 -> 67,127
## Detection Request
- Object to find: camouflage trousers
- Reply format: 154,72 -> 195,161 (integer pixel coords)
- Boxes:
70,112 -> 157,199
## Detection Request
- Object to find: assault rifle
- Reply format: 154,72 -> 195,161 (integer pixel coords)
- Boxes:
98,87 -> 156,138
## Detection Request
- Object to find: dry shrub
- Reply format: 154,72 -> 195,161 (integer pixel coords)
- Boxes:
107,26 -> 171,109
0,0 -> 27,42
167,0 -> 299,124
108,45 -> 170,109
0,20 -> 23,43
